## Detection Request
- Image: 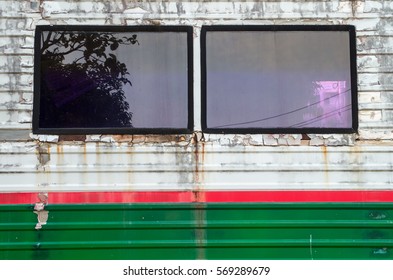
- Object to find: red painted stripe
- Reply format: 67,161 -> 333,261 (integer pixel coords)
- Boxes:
0,193 -> 38,204
1,190 -> 393,204
206,190 -> 393,203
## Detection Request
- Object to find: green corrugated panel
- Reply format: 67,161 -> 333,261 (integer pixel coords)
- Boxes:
0,203 -> 392,259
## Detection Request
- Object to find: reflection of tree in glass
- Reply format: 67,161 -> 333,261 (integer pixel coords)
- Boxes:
40,31 -> 138,128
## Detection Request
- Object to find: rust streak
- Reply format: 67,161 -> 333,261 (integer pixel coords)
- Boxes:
193,132 -> 206,259
321,146 -> 329,185
193,133 -> 206,203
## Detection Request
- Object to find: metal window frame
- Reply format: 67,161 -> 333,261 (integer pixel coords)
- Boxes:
33,25 -> 194,135
200,25 -> 358,134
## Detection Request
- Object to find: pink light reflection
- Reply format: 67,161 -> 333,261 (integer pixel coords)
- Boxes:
302,81 -> 350,128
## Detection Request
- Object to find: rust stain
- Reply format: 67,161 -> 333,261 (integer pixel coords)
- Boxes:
131,135 -> 145,144
95,142 -> 104,186
56,144 -> 64,168
349,145 -> 363,187
59,135 -> 86,142
192,132 -> 206,259
321,146 -> 329,185
126,145 -> 134,191
193,133 -> 206,203
82,143 -> 87,165
144,135 -> 180,143
321,146 -> 328,164
113,135 -> 134,143
56,143 -> 62,157
145,19 -> 161,26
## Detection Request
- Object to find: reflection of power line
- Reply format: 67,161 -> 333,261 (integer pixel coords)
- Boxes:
212,88 -> 351,128
290,104 -> 352,128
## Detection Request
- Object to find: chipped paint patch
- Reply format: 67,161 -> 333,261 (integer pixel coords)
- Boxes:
33,192 -> 48,230
36,144 -> 50,168
373,248 -> 388,255
30,133 -> 59,143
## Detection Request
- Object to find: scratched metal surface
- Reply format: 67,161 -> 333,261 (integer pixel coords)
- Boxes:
0,203 -> 392,259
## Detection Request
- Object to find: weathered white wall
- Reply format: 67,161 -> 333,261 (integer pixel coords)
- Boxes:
1,1 -> 393,192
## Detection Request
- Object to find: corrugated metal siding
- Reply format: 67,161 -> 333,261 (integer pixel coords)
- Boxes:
1,203 -> 392,259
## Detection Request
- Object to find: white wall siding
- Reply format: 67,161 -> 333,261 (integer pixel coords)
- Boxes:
0,141 -> 393,191
0,0 -> 393,192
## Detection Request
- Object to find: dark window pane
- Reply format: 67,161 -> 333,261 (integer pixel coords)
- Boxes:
33,26 -> 193,134
202,26 -> 357,133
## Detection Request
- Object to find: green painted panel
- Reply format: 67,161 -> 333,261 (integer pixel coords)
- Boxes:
0,203 -> 393,259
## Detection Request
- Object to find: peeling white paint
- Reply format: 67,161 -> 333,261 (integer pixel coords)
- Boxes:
40,2 -> 70,17
0,1 -> 391,143
30,134 -> 59,143
86,135 -> 102,142
100,136 -> 115,143
123,7 -> 150,14
0,0 -> 392,194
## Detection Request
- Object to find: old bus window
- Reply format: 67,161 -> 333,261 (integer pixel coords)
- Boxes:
201,25 -> 358,134
33,26 -> 193,134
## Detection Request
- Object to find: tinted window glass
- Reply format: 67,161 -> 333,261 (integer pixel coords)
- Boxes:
201,26 -> 357,133
34,26 -> 193,134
